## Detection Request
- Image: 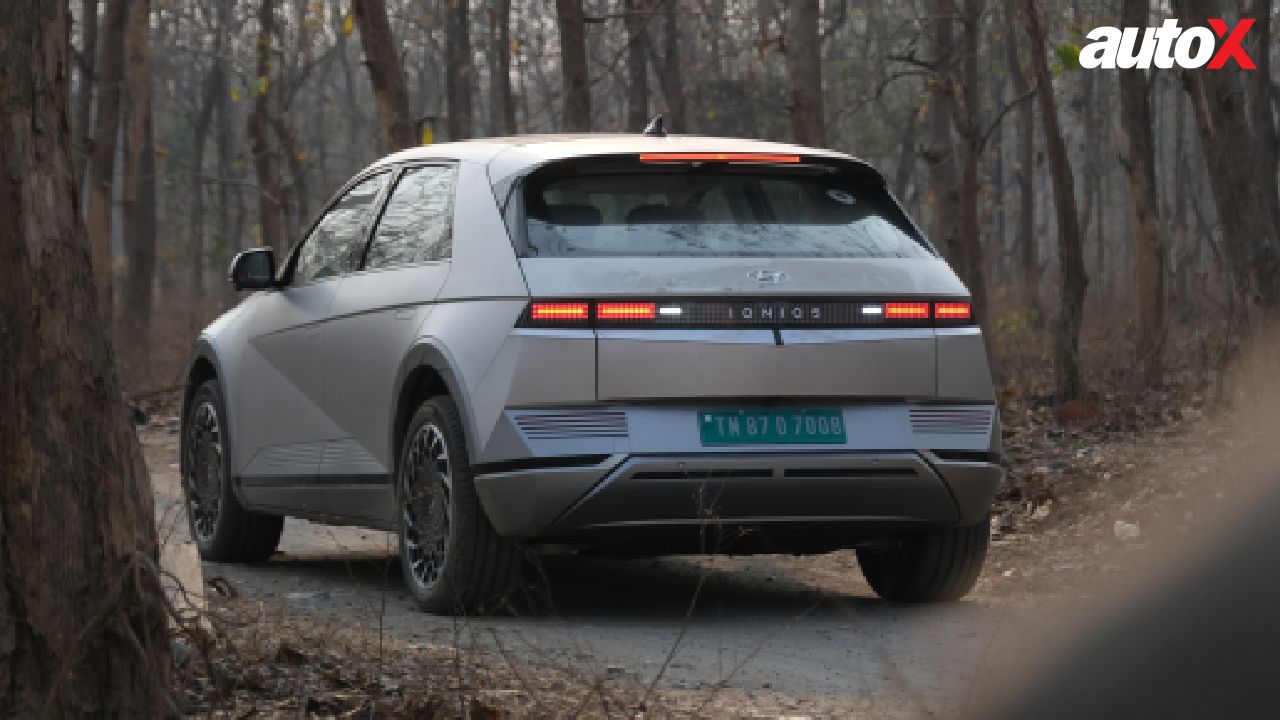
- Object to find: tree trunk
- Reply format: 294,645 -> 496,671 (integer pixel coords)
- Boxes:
248,0 -> 283,253
649,0 -> 687,131
487,0 -> 516,135
784,0 -> 824,146
920,0 -> 960,261
1002,0 -> 1039,324
624,0 -> 650,131
1174,0 -> 1280,311
446,0 -> 473,139
75,0 -> 99,186
892,101 -> 921,199
121,0 -> 157,380
1026,1 -> 1088,401
189,67 -> 216,318
556,0 -> 591,131
0,2 -> 171,714
1247,0 -> 1279,237
213,0 -> 234,264
86,0 -> 125,320
353,0 -> 417,149
1118,0 -> 1164,386
956,0 -> 988,325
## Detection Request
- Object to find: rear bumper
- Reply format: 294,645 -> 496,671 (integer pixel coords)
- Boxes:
474,450 -> 1001,549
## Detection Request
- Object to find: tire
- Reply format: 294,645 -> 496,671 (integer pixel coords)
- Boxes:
396,396 -> 522,614
857,515 -> 990,603
181,380 -> 283,562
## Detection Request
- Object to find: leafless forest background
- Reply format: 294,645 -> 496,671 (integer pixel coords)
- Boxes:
70,0 -> 1280,403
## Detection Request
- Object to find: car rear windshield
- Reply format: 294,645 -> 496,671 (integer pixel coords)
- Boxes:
519,160 -> 933,258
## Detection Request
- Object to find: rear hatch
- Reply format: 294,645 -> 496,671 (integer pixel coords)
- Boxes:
512,153 -> 972,402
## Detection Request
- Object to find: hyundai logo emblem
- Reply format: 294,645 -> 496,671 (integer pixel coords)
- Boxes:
748,270 -> 789,284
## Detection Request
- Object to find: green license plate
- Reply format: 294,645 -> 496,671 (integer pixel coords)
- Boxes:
698,408 -> 846,446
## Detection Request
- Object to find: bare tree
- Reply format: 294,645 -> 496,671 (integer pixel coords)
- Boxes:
784,0 -> 824,146
624,0 -> 650,131
1001,0 -> 1039,324
446,0 -> 474,139
487,0 -> 517,135
353,0 -> 417,149
0,1 -> 170,714
920,0 -> 960,261
1026,0 -> 1087,401
121,0 -> 158,375
1175,0 -> 1280,311
85,0 -> 126,318
248,0 -> 284,253
556,0 -> 591,131
649,0 -> 686,131
1118,0 -> 1164,385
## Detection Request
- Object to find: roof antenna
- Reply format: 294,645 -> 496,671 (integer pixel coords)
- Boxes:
643,115 -> 667,137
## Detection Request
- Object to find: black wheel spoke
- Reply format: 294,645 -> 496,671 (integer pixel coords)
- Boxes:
401,422 -> 452,591
184,400 -> 223,542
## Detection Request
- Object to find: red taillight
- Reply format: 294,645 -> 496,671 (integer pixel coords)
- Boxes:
529,302 -> 589,321
597,302 -> 657,320
884,302 -> 931,319
934,302 -> 972,320
638,152 -> 801,164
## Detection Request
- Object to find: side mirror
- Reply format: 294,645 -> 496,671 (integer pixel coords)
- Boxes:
228,248 -> 277,291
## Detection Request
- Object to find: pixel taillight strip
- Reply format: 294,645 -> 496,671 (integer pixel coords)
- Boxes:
529,302 -> 590,321
597,302 -> 657,320
934,302 -> 972,321
884,302 -> 931,320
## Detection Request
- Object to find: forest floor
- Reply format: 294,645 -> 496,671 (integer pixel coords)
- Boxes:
143,386 -> 1272,718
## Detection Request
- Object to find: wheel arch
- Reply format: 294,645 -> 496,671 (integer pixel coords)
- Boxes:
391,341 -> 477,472
180,339 -> 225,474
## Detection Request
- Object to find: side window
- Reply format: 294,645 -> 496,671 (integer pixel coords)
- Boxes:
364,165 -> 457,269
293,172 -> 388,284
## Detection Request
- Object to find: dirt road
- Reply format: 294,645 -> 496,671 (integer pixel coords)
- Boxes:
146,426 -> 1053,717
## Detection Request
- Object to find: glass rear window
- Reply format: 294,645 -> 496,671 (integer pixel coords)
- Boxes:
520,161 -> 933,258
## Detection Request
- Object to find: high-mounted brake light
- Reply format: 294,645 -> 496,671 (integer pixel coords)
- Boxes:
597,302 -> 657,320
884,302 -> 931,320
934,302 -> 972,320
529,302 -> 589,321
638,152 -> 802,164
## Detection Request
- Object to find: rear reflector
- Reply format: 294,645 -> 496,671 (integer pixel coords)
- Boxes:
884,302 -> 931,319
638,152 -> 801,164
530,302 -> 589,321
597,302 -> 657,319
934,302 -> 972,320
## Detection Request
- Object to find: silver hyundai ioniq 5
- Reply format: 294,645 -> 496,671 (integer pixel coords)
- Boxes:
181,133 -> 1002,613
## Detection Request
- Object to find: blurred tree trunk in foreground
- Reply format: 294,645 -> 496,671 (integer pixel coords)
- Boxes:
74,0 -> 98,184
1025,0 -> 1087,401
0,1 -> 170,715
1118,0 -> 1165,386
353,0 -> 417,150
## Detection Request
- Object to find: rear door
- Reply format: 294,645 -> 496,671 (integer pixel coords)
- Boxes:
320,163 -> 458,524
516,156 -> 968,402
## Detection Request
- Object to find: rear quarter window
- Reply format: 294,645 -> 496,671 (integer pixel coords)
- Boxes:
519,160 -> 933,259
